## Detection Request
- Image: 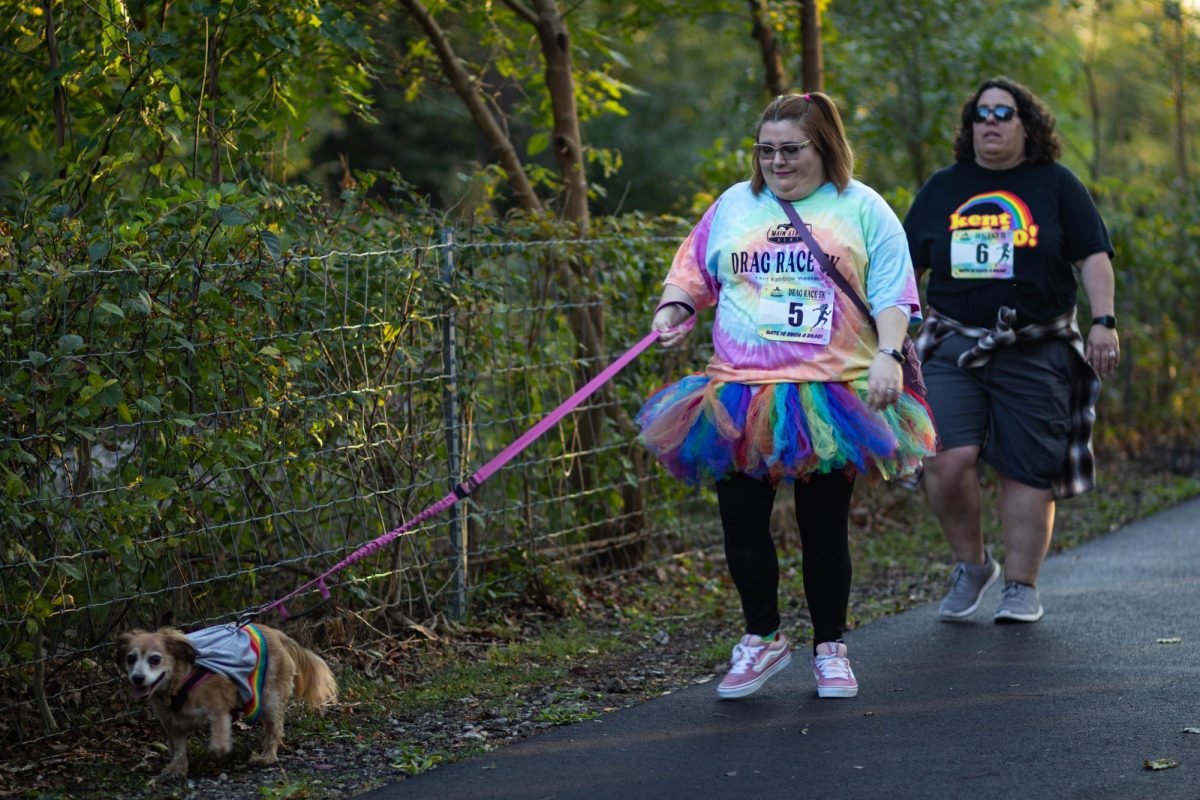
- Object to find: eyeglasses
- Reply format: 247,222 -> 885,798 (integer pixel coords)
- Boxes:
753,140 -> 813,161
973,104 -> 1017,123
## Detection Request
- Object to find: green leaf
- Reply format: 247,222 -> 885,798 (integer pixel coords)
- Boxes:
218,205 -> 253,226
127,291 -> 153,315
88,241 -> 111,263
135,395 -> 162,414
27,351 -> 48,368
238,281 -> 265,300
57,560 -> 85,582
96,380 -> 124,406
527,132 -> 549,156
141,477 -> 178,500
261,230 -> 282,263
97,302 -> 125,319
55,335 -> 84,354
168,83 -> 187,122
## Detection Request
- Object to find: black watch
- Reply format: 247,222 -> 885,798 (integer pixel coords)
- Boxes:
1092,315 -> 1117,329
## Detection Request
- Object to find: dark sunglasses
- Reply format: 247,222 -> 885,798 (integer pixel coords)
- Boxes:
973,104 -> 1017,123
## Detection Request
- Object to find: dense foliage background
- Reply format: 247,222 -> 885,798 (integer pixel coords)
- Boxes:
1,0 -> 1197,750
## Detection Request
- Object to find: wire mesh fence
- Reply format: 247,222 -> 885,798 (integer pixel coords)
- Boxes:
0,226 -> 722,750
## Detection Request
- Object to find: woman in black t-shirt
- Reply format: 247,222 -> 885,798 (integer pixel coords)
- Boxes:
903,77 -> 1119,625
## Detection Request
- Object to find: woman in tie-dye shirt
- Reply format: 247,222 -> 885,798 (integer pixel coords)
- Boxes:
637,93 -> 935,702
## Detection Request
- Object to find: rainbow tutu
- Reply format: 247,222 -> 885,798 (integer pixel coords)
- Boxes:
636,376 -> 936,486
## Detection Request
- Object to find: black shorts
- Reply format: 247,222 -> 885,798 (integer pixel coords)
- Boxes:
924,333 -> 1072,489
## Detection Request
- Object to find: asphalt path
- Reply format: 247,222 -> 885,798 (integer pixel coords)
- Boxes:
360,496 -> 1200,800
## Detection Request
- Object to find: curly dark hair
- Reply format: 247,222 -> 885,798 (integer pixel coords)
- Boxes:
953,77 -> 1061,165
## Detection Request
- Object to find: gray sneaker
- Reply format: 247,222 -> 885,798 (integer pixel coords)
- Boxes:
938,552 -> 1001,619
994,581 -> 1044,623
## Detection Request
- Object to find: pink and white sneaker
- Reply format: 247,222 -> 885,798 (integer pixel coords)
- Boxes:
716,633 -> 792,699
812,641 -> 858,698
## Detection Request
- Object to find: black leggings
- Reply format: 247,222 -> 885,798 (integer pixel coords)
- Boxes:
716,471 -> 855,648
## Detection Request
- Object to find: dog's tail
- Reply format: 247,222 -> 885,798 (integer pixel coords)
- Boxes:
279,634 -> 338,709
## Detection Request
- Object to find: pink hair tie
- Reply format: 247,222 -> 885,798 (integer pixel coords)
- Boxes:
803,93 -> 811,101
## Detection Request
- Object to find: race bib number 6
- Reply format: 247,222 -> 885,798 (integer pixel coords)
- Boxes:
951,229 -> 1014,279
757,283 -> 835,344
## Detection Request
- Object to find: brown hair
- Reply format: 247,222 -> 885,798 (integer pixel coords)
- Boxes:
750,92 -> 854,194
953,76 -> 1061,165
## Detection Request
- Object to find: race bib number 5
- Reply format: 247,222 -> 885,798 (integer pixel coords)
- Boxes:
951,229 -> 1014,279
757,283 -> 835,344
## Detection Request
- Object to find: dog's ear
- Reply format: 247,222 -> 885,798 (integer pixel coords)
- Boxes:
159,627 -> 197,664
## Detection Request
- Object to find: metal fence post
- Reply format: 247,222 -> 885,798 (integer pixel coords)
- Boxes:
441,227 -> 467,620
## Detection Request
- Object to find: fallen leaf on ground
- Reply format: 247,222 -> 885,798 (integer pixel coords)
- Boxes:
1183,728 -> 1200,735
1155,637 -> 1182,644
1144,758 -> 1180,770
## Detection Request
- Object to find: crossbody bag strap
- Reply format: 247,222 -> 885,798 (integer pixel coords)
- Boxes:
774,195 -> 876,329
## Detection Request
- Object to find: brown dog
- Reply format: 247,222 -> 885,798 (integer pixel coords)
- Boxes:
117,623 -> 337,780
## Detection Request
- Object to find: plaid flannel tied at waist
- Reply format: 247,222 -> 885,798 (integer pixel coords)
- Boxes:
913,306 -> 1101,499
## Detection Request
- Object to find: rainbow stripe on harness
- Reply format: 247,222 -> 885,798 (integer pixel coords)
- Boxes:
240,624 -> 268,723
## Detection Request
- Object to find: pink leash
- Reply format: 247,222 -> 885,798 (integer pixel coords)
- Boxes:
242,327 -> 670,624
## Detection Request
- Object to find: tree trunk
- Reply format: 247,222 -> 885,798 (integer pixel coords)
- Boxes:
748,0 -> 789,97
529,0 -> 589,234
1083,5 -> 1103,183
403,0 -> 648,565
43,0 -> 68,158
1083,62 -> 1102,183
525,0 -> 646,560
207,30 -> 222,185
400,0 -> 542,211
1166,2 -> 1189,185
899,33 -> 927,187
800,0 -> 823,92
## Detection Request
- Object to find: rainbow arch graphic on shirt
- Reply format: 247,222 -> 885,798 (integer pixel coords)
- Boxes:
952,191 -> 1032,231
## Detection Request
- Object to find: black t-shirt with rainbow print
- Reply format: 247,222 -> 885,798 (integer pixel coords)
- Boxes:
903,160 -> 1112,328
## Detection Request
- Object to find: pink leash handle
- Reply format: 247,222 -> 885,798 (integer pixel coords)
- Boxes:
242,327 -> 666,624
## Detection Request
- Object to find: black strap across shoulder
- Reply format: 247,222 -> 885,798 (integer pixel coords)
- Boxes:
169,666 -> 213,712
774,195 -> 876,329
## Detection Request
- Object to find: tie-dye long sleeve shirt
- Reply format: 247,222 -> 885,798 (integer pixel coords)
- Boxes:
665,180 -> 920,385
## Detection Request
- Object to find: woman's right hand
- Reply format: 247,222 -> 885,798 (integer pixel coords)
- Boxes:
653,304 -> 694,349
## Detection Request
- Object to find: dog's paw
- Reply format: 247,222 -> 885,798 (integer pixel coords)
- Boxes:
247,752 -> 279,767
153,764 -> 188,783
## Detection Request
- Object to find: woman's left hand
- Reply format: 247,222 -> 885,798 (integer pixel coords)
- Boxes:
867,353 -> 904,410
1086,326 -> 1120,379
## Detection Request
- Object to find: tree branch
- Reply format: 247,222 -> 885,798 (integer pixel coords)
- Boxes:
527,0 -> 589,233
43,0 -> 69,157
499,0 -> 538,26
400,0 -> 542,212
748,0 -> 788,97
